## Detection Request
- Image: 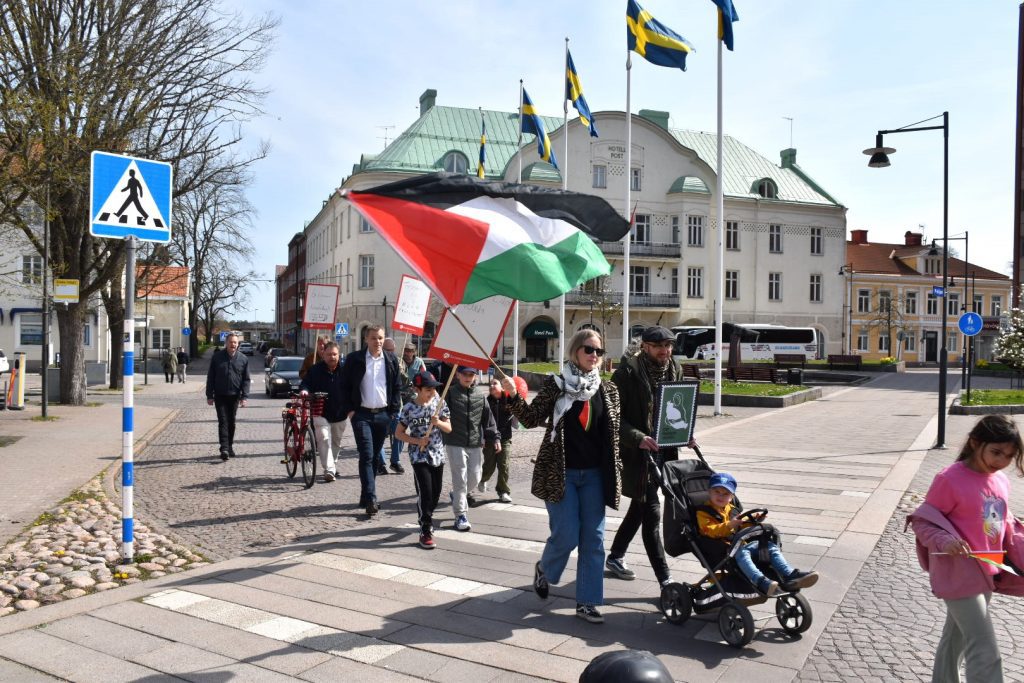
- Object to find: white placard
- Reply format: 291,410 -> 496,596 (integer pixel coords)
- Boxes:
53,278 -> 80,303
302,283 -> 340,330
428,295 -> 514,370
392,275 -> 432,335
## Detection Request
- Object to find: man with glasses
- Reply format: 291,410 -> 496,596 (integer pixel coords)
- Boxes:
605,325 -> 682,586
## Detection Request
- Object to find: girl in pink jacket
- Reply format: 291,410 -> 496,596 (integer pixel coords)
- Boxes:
909,415 -> 1024,683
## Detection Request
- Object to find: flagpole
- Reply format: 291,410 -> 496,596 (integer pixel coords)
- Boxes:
514,80 -> 524,379
445,306 -> 513,380
713,29 -> 725,414
559,37 -> 570,375
623,50 -> 632,358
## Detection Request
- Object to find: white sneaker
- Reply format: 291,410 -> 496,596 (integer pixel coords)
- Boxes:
455,514 -> 471,531
477,481 -> 487,493
498,492 -> 512,503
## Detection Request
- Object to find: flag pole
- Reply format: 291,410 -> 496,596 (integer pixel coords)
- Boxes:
514,79 -> 524,379
713,25 -> 725,414
623,49 -> 632,358
423,366 -> 459,440
445,306 -> 512,380
559,37 -> 570,376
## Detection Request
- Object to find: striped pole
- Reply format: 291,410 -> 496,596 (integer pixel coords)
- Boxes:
122,236 -> 136,562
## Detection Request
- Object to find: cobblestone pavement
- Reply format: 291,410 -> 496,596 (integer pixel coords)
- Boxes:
796,413 -> 1024,683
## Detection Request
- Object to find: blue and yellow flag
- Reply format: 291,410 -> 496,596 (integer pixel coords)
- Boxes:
566,50 -> 599,138
477,117 -> 486,178
710,0 -> 739,51
626,0 -> 695,71
521,89 -> 558,170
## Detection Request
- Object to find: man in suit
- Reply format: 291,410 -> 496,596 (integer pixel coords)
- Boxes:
342,324 -> 403,515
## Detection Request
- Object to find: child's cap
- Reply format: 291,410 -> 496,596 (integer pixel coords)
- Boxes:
708,472 -> 737,494
456,365 -> 477,374
413,370 -> 442,388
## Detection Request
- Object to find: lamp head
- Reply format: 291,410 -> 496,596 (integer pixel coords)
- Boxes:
928,240 -> 939,256
863,133 -> 895,168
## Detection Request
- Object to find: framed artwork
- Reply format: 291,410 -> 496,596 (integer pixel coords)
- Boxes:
653,380 -> 700,447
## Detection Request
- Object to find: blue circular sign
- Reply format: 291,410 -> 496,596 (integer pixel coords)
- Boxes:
958,312 -> 983,337
182,326 -> 191,336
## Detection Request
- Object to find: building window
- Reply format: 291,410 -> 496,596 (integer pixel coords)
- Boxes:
905,291 -> 918,315
768,272 -> 782,301
856,329 -> 868,352
879,334 -> 890,353
151,329 -> 171,350
947,293 -> 959,316
924,258 -> 941,274
18,313 -> 42,345
670,267 -> 679,295
756,178 -> 777,199
857,289 -> 871,313
809,274 -> 822,303
879,290 -> 892,313
630,167 -> 641,191
630,266 -> 650,295
592,164 -> 607,188
359,216 -> 373,233
687,215 -> 704,247
22,255 -> 42,284
359,255 -> 374,288
905,332 -> 916,352
687,267 -> 703,298
992,296 -> 1002,317
769,224 -> 783,253
442,151 -> 468,174
927,292 -> 938,316
948,333 -> 958,353
725,270 -> 739,299
973,294 -> 983,313
632,214 -> 651,244
726,221 -> 739,250
83,323 -> 92,347
810,227 -> 823,256
671,216 -> 680,245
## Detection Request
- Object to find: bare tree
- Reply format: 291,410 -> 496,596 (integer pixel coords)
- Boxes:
197,260 -> 255,344
865,292 -> 911,359
0,0 -> 276,404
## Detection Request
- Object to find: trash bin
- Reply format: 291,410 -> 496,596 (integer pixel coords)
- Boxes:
786,368 -> 803,386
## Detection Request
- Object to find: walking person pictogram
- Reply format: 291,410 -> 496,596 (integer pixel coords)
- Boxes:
115,170 -> 149,225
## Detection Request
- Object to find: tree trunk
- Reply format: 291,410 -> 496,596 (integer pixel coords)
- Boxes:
103,271 -> 125,389
55,304 -> 87,405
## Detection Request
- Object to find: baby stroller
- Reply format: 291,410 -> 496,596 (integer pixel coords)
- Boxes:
648,446 -> 813,648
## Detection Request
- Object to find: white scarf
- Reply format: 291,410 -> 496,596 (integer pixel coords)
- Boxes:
550,361 -> 601,442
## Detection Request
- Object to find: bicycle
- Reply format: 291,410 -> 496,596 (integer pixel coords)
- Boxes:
280,391 -> 326,488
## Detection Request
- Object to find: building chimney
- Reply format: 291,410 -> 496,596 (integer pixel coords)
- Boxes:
419,89 -> 437,117
850,229 -> 868,244
904,230 -> 923,247
780,148 -> 797,169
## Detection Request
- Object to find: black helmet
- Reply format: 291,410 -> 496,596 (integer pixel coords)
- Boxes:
579,650 -> 673,683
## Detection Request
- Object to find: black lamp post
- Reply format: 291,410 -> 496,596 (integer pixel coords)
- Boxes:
864,111 -> 949,447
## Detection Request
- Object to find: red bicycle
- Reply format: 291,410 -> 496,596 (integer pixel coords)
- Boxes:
281,391 -> 325,488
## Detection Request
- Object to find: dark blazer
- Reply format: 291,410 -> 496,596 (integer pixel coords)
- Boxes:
341,349 -> 403,415
205,349 -> 250,400
300,361 -> 347,423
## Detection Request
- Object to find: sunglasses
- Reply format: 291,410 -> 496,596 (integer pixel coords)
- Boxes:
581,345 -> 606,357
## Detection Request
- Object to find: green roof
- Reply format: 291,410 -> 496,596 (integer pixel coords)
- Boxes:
354,103 -> 840,206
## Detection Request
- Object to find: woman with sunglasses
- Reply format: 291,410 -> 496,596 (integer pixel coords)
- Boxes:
501,329 -> 621,624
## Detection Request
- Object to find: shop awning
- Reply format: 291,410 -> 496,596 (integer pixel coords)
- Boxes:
524,320 -> 557,339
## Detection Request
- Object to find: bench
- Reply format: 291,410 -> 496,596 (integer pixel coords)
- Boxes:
726,365 -> 780,383
827,354 -> 863,371
773,353 -> 806,368
681,363 -> 703,380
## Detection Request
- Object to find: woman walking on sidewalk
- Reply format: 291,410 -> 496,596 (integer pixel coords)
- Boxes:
502,329 -> 621,624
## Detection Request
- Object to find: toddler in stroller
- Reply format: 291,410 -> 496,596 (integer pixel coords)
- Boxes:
655,451 -> 820,647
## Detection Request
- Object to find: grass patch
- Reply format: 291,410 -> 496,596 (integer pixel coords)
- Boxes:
85,401 -> 103,407
700,380 -> 803,396
31,415 -> 59,422
32,511 -> 57,526
0,436 -> 22,447
959,389 -> 1024,406
60,489 -> 94,504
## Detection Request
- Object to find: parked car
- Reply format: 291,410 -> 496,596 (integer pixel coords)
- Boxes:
265,346 -> 287,366
265,356 -> 304,398
239,341 -> 254,356
0,349 -> 9,374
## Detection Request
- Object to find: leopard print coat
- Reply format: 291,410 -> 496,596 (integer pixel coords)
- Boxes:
508,375 -> 621,510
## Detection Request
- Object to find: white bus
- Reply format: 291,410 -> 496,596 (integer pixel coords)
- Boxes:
672,323 -> 819,361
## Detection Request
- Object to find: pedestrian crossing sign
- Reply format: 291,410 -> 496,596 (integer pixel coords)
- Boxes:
90,151 -> 173,243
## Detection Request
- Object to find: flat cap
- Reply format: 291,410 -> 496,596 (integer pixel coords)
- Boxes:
641,325 -> 675,343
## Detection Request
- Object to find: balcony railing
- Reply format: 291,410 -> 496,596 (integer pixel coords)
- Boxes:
596,240 -> 681,258
564,291 -> 680,308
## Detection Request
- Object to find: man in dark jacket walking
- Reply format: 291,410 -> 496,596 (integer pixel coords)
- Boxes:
300,341 -> 347,483
605,325 -> 681,586
342,325 -> 403,515
206,333 -> 251,461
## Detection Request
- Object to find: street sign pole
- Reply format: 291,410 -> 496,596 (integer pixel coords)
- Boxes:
122,237 -> 136,563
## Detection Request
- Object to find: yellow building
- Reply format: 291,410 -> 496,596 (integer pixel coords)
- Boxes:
842,230 -> 1010,363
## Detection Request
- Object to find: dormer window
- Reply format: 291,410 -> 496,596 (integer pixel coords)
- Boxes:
442,151 -> 468,174
753,178 -> 778,199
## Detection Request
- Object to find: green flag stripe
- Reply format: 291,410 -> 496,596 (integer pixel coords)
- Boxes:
461,232 -> 611,304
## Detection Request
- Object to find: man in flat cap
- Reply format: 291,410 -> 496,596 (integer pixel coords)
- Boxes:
605,325 -> 683,586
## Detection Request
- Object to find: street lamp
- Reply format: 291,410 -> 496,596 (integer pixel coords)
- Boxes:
864,111 -> 949,447
838,263 -> 854,354
931,232 -> 969,388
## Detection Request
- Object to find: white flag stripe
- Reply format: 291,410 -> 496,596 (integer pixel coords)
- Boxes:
447,196 -> 580,263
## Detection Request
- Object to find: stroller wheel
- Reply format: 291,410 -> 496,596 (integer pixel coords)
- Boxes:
659,582 -> 692,624
718,603 -> 755,648
775,593 -> 813,635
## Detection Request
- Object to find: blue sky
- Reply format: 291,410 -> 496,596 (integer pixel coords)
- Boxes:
231,1 -> 1019,321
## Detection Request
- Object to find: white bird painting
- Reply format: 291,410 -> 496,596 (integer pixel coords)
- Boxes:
664,393 -> 689,431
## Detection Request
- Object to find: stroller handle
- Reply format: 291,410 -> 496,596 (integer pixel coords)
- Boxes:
644,440 -> 708,504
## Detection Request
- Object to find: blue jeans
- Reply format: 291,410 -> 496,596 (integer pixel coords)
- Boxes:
375,414 -> 403,469
733,540 -> 793,586
540,467 -> 606,606
352,409 -> 390,505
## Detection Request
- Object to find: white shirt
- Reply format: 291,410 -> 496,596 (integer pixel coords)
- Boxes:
360,350 -> 388,408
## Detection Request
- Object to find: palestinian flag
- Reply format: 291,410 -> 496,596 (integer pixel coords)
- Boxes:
344,173 -> 630,306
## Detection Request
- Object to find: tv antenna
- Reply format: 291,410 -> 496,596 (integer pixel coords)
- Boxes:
782,116 -> 794,148
377,125 -> 395,149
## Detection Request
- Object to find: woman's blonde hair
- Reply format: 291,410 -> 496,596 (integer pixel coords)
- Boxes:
567,328 -> 602,363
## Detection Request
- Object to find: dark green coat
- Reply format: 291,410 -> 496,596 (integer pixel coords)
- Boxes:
611,352 -> 681,500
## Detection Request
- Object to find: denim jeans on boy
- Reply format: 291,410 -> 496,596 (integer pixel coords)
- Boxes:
733,539 -> 793,586
540,467 -> 606,606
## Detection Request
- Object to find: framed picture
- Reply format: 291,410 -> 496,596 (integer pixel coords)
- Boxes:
653,380 -> 700,447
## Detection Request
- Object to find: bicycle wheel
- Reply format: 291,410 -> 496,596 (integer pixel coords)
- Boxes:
301,423 -> 317,488
283,420 -> 298,479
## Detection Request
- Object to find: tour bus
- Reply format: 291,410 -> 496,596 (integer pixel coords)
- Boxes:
672,323 -> 819,361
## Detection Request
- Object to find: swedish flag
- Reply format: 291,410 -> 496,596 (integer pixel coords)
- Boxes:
477,117 -> 486,178
521,89 -> 558,170
711,0 -> 739,51
566,50 -> 599,138
627,0 -> 695,71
